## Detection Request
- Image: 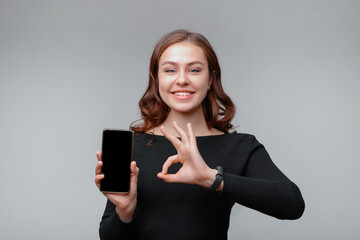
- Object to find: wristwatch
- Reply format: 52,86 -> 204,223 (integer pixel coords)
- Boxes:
209,166 -> 224,192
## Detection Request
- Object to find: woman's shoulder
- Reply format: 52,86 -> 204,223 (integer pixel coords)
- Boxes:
211,132 -> 264,151
221,132 -> 259,144
231,132 -> 257,140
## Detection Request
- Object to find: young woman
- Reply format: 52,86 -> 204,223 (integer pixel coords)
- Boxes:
95,29 -> 305,240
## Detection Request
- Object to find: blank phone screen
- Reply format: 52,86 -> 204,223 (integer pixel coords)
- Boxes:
100,129 -> 133,192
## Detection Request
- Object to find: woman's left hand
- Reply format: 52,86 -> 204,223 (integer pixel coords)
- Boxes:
157,121 -> 218,188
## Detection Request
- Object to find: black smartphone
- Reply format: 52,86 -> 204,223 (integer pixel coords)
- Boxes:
100,129 -> 133,193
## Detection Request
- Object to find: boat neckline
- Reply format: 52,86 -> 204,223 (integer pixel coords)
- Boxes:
141,131 -> 230,139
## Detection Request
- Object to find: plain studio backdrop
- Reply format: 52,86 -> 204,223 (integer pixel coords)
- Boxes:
0,0 -> 359,239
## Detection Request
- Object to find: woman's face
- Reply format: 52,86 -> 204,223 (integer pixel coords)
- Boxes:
158,41 -> 211,115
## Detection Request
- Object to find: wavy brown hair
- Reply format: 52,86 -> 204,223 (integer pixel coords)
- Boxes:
130,29 -> 236,133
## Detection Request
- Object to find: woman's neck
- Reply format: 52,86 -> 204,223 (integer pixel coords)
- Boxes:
150,108 -> 224,137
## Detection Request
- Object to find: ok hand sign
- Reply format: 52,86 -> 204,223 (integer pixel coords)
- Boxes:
157,121 -> 218,189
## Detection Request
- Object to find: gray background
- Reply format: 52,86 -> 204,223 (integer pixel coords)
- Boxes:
1,0 -> 359,239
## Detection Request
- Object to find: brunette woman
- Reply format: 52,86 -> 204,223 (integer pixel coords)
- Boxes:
95,29 -> 305,240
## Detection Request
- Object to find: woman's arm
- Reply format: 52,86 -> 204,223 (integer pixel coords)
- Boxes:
156,123 -> 304,220
220,136 -> 305,220
95,152 -> 139,240
99,200 -> 135,240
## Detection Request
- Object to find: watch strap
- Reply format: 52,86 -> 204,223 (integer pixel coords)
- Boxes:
209,166 -> 224,192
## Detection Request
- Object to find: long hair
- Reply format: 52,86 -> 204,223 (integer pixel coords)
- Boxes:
130,29 -> 236,133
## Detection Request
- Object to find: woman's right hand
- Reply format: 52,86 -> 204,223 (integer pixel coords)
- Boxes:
95,151 -> 139,223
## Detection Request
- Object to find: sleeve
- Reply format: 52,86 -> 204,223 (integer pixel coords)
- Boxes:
99,199 -> 134,240
219,135 -> 305,220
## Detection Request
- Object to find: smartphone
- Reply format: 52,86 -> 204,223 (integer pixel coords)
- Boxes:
100,129 -> 133,193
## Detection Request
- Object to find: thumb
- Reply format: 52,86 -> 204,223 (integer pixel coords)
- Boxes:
130,161 -> 139,192
157,172 -> 179,183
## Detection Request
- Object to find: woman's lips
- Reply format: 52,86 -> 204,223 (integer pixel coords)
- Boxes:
171,91 -> 194,100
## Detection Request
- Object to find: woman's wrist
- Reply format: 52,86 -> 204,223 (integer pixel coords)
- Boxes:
115,203 -> 136,223
200,168 -> 224,191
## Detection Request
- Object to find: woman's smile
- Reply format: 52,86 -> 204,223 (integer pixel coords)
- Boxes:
171,90 -> 195,100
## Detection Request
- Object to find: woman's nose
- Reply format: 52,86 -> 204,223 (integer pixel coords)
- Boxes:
176,70 -> 189,85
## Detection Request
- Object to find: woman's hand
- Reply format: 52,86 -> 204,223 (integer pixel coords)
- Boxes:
95,151 -> 139,223
157,121 -> 219,189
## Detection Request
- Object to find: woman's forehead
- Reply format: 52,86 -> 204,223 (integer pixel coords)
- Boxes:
159,42 -> 207,65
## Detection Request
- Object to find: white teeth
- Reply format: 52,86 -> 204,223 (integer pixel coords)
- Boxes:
173,92 -> 192,96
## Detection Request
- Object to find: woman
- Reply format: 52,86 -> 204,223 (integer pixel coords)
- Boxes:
95,29 -> 305,239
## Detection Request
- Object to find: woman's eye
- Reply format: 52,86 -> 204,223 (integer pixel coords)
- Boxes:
165,69 -> 176,73
190,69 -> 200,73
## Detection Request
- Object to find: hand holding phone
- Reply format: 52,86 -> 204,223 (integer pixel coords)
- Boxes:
94,129 -> 139,223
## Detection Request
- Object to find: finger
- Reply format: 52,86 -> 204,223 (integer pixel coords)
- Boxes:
161,155 -> 180,174
187,122 -> 197,146
131,161 -> 139,177
160,125 -> 182,149
95,161 -> 103,175
96,151 -> 102,161
157,172 -> 180,183
172,121 -> 189,144
95,174 -> 104,189
129,161 -> 139,193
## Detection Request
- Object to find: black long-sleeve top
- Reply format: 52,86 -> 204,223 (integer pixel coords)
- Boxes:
99,132 -> 305,240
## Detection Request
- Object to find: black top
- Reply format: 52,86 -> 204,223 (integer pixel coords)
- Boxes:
99,132 -> 305,240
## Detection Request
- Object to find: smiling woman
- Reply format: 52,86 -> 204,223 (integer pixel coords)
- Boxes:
131,29 -> 236,135
95,29 -> 305,240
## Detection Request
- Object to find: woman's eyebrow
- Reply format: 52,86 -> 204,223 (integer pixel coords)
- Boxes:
160,61 -> 177,66
160,61 -> 204,66
187,61 -> 204,66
